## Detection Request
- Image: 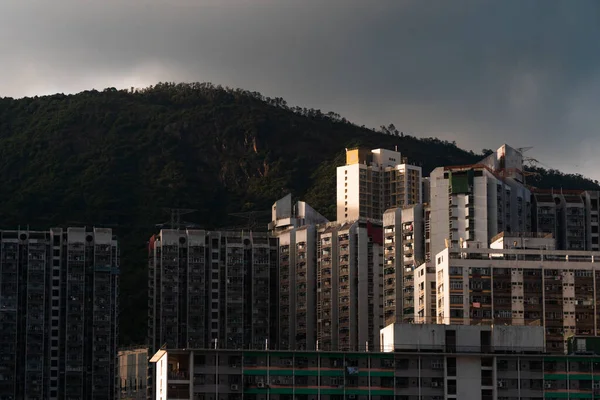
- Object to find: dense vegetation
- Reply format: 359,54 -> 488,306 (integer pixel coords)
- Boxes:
0,82 -> 597,345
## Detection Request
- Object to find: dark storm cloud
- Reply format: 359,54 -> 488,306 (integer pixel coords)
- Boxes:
1,0 -> 600,178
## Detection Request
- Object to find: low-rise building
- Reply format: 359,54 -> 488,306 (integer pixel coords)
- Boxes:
150,326 -> 600,400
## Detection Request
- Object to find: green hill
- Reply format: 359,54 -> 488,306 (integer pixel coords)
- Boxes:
0,82 -> 597,344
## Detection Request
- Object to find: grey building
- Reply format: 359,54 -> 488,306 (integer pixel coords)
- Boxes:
148,229 -> 279,354
148,229 -> 279,398
0,227 -> 119,400
532,189 -> 600,251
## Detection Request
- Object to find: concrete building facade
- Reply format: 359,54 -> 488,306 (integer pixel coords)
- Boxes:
336,148 -> 422,222
316,220 -> 383,352
429,163 -> 532,258
118,347 -> 148,399
414,262 -> 436,324
532,189 -> 600,251
433,245 -> 600,352
0,227 -> 119,400
268,195 -> 328,351
150,328 -> 600,400
148,229 -> 279,353
382,205 -> 425,325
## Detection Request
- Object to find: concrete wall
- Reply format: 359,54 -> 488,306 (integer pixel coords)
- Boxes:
455,357 -> 482,399
429,168 -> 450,257
337,163 -> 363,222
493,325 -> 545,351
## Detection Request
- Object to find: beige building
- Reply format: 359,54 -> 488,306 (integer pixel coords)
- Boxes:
432,244 -> 600,352
336,148 -> 422,222
118,347 -> 148,399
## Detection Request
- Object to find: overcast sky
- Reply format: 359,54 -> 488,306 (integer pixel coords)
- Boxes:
2,0 -> 600,180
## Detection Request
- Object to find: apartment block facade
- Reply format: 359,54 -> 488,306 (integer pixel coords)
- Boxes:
316,220 -> 383,352
382,205 -> 425,325
275,226 -> 319,351
532,189 -> 600,251
268,195 -> 329,351
429,163 -> 532,257
432,245 -> 600,352
148,229 -> 279,354
0,227 -> 119,400
337,148 -> 422,222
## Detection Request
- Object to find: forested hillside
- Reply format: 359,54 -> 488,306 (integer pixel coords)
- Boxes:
0,82 -> 597,344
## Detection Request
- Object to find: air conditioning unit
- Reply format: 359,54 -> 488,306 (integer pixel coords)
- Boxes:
431,382 -> 439,388
497,381 -> 505,388
257,382 -> 265,388
285,360 -> 293,366
545,383 -> 552,389
230,384 -> 239,391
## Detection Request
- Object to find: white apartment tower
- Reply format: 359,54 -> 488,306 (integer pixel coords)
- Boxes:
429,163 -> 532,257
337,148 -> 422,222
268,195 -> 328,350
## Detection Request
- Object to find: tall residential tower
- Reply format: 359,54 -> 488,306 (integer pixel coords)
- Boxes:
337,148 -> 422,222
0,227 -> 119,400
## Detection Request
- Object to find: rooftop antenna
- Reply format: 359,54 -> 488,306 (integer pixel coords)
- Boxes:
229,210 -> 272,231
157,208 -> 198,230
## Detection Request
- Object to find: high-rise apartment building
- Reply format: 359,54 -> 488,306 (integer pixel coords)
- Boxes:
382,205 -> 425,325
316,220 -> 383,352
148,229 -> 279,353
269,194 -> 328,351
429,161 -> 532,257
432,242 -> 600,352
0,227 -> 119,400
532,189 -> 600,251
337,148 -> 422,222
